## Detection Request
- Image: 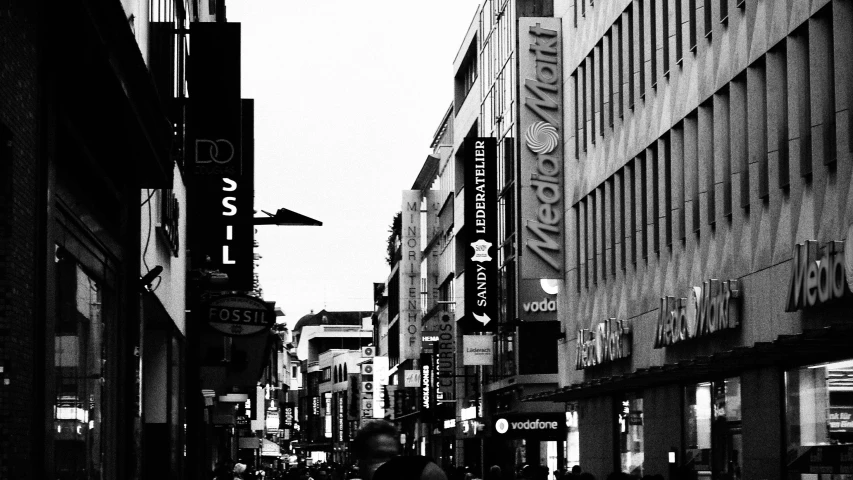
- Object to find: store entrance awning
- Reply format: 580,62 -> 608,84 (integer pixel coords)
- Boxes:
261,438 -> 281,457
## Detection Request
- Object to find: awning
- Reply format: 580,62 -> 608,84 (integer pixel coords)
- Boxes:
261,438 -> 282,457
524,324 -> 853,403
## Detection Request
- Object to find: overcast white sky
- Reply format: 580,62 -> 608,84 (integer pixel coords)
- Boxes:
227,0 -> 481,327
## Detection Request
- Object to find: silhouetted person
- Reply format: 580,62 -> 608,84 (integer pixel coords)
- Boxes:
352,420 -> 447,480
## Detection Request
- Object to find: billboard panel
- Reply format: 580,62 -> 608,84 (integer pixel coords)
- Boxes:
462,138 -> 498,333
400,191 -> 422,359
518,18 -> 564,280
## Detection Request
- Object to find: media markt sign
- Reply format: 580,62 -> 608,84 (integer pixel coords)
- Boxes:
203,294 -> 274,336
785,234 -> 851,312
492,413 -> 566,440
654,279 -> 741,348
519,18 -> 564,280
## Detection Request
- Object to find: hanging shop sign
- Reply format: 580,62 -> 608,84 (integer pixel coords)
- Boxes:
492,413 -> 566,440
400,191 -> 423,360
576,318 -> 632,370
186,100 -> 254,291
202,294 -> 274,336
435,313 -> 456,401
462,137 -> 498,333
785,238 -> 850,312
654,279 -> 741,348
463,335 -> 494,366
519,18 -> 564,280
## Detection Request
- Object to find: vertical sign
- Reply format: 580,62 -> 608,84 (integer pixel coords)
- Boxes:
401,191 -> 423,359
186,100 -> 254,291
519,18 -> 564,280
462,138 -> 498,333
436,313 -> 456,401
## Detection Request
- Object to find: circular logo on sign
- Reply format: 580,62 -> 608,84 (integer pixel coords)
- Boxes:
525,121 -> 559,154
846,223 -> 853,292
495,418 -> 509,434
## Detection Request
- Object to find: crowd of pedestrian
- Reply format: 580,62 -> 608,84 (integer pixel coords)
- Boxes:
212,421 -> 670,480
212,458 -> 361,480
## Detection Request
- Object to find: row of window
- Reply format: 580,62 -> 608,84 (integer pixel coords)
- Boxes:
322,364 -> 349,383
572,0 -> 752,156
572,3 -> 847,289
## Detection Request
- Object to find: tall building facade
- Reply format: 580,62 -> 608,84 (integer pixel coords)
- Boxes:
0,0 -> 186,478
520,1 -> 853,480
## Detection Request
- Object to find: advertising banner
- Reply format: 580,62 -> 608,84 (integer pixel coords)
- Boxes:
492,412 -> 566,440
463,335 -> 494,366
186,100 -> 254,291
400,191 -> 423,359
462,138 -> 498,333
518,18 -> 564,280
435,313 -> 456,401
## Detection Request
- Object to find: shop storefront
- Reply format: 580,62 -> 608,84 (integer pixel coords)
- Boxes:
529,249 -> 853,479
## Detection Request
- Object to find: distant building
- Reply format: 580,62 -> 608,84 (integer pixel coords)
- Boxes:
291,310 -> 373,463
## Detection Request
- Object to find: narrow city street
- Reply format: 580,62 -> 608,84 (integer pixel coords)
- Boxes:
1,0 -> 853,479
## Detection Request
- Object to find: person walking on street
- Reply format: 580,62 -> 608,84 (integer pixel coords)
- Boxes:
352,420 -> 447,480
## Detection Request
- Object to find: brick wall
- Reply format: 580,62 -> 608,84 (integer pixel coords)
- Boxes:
0,4 -> 41,478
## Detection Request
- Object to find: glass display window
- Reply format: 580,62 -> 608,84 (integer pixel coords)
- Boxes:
684,377 -> 742,480
786,359 -> 853,479
54,257 -> 111,480
618,392 -> 645,476
565,402 -> 580,468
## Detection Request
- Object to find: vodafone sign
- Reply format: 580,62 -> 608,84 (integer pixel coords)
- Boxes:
492,413 -> 566,440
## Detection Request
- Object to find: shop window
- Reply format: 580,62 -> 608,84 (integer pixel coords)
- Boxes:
53,257 -> 109,479
566,403 -> 580,469
786,359 -> 853,478
619,393 -> 645,476
684,377 -> 742,480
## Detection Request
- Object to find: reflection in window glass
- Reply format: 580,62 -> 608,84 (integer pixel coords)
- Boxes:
565,403 -> 580,468
619,393 -> 644,476
685,378 -> 742,480
54,260 -> 105,480
786,360 -> 853,479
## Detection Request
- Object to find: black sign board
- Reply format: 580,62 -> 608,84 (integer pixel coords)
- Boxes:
492,413 -> 566,440
461,138 -> 498,333
186,100 -> 254,291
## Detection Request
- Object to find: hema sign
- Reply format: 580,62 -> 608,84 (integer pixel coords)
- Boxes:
519,18 -> 564,280
492,413 -> 566,440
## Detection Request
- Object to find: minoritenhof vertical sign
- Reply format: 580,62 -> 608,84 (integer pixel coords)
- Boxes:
519,18 -> 564,280
462,138 -> 498,333
400,191 -> 422,359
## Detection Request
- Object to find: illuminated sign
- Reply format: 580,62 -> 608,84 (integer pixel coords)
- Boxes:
421,363 -> 431,410
785,239 -> 849,311
435,314 -> 455,401
576,318 -> 632,369
654,279 -> 741,348
492,413 -> 566,440
462,138 -> 498,333
186,100 -> 254,291
519,18 -> 564,279
400,191 -> 422,359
